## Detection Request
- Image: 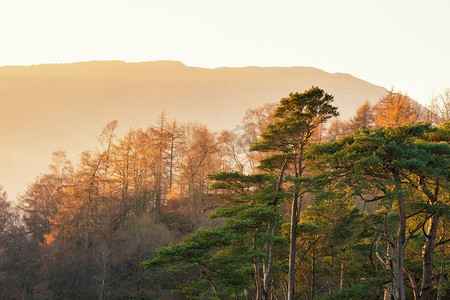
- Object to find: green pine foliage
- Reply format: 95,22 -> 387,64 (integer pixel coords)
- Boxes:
143,93 -> 449,299
142,171 -> 287,299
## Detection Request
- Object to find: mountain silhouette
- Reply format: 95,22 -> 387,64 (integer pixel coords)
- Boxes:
0,60 -> 387,199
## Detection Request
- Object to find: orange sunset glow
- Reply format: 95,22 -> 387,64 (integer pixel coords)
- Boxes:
0,1 -> 448,299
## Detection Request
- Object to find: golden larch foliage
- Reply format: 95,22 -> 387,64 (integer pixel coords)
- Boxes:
374,91 -> 416,128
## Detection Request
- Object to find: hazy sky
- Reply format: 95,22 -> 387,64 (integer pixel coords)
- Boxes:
1,0 -> 449,104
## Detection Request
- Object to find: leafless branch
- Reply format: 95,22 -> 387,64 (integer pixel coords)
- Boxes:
435,238 -> 450,248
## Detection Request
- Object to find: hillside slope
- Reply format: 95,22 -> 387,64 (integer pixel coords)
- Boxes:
0,60 -> 387,198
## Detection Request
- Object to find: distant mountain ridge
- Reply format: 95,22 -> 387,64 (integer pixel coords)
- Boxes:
0,60 -> 387,199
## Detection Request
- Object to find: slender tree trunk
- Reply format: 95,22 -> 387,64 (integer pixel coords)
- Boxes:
436,223 -> 445,300
281,277 -> 288,300
381,200 -> 397,300
288,145 -> 304,300
384,244 -> 398,300
254,233 -> 262,300
329,251 -> 334,294
189,178 -> 198,222
263,157 -> 288,299
310,243 -> 316,300
339,248 -> 345,290
382,173 -> 408,300
287,195 -> 298,300
437,258 -> 444,300
168,121 -> 177,190
418,214 -> 439,300
155,175 -> 161,214
382,174 -> 407,300
99,250 -> 106,300
157,120 -> 164,213
404,266 -> 419,300
263,222 -> 276,300
169,136 -> 174,189
394,175 -> 406,300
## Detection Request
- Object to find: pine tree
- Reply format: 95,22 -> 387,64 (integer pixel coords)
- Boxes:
251,86 -> 338,300
308,123 -> 450,300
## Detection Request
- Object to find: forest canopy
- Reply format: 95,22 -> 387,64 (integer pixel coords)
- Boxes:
0,87 -> 448,300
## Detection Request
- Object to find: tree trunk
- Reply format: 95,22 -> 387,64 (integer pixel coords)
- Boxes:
263,222 -> 276,300
383,174 -> 407,300
99,250 -> 106,300
384,243 -> 399,300
418,213 -> 439,300
437,259 -> 444,300
288,145 -> 304,300
169,136 -> 174,189
394,175 -> 406,300
339,248 -> 345,290
155,175 -> 161,214
310,243 -> 316,300
188,177 -> 198,222
264,157 -> 288,299
254,233 -> 262,300
287,195 -> 298,300
329,252 -> 333,294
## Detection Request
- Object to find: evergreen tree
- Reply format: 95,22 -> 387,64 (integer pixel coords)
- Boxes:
251,86 -> 338,300
308,123 -> 450,300
142,172 -> 286,299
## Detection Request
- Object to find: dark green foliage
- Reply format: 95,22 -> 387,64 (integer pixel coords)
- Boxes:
307,123 -> 450,299
142,202 -> 285,299
208,172 -> 273,198
251,86 -> 338,155
307,123 -> 449,200
317,277 -> 384,300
